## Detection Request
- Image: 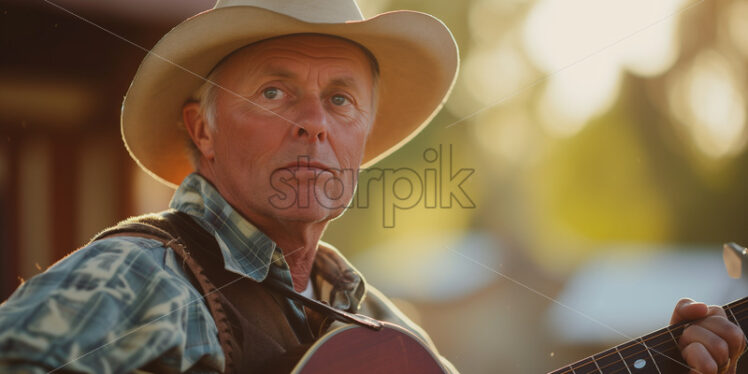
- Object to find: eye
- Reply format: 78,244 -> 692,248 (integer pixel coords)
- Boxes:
330,94 -> 349,106
262,87 -> 284,100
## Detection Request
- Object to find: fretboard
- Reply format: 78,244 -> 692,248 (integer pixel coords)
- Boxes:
548,297 -> 748,374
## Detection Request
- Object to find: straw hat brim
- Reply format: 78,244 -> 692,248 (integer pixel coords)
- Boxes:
121,6 -> 459,188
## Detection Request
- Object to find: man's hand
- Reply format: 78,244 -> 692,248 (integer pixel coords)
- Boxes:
671,298 -> 747,374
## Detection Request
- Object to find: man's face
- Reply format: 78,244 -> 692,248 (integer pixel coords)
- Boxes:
203,34 -> 376,225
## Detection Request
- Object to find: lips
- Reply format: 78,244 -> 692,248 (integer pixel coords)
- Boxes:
278,160 -> 337,175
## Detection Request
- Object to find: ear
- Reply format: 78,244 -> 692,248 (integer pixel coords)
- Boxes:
182,102 -> 215,161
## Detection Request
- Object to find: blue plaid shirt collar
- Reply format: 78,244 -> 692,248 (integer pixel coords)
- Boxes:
169,173 -> 277,282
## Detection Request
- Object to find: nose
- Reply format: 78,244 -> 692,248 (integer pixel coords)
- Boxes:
293,95 -> 328,143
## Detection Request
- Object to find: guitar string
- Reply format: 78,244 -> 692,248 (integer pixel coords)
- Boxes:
570,300 -> 748,374
563,312 -> 747,374
556,306 -> 748,374
603,344 -> 681,374
554,300 -> 748,373
565,330 -> 720,374
557,334 -> 682,374
452,243 -> 748,374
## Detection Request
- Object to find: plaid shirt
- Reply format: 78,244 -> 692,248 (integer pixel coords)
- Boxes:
0,173 -> 367,373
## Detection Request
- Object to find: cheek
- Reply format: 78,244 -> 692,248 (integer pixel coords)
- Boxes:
333,132 -> 367,169
334,116 -> 372,160
218,119 -> 286,162
350,126 -> 371,161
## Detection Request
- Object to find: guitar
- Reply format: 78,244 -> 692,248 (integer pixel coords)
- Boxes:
290,297 -> 748,373
548,296 -> 748,374
291,321 -> 449,373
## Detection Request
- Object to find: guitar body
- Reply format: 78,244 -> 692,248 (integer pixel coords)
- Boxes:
291,322 -> 448,374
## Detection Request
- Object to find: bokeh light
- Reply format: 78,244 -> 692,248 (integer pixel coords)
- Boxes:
523,0 -> 685,135
668,49 -> 747,158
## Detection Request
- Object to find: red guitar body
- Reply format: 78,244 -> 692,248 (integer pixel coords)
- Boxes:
291,322 -> 448,374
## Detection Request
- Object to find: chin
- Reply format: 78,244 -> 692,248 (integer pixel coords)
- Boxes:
273,205 -> 344,223
263,184 -> 352,223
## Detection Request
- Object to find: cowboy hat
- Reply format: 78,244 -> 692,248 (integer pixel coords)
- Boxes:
121,0 -> 459,188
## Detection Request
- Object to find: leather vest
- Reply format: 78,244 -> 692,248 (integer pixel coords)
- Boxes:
93,210 -> 324,373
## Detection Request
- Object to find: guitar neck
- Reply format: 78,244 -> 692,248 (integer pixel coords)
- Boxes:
549,297 -> 748,374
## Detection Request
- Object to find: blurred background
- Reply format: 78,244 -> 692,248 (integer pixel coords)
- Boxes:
1,0 -> 747,372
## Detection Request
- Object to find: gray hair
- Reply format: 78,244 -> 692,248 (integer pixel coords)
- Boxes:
184,66 -> 223,168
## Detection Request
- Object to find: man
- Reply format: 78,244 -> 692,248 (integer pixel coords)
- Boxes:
0,0 -> 744,373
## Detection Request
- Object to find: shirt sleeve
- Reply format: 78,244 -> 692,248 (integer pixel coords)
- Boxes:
0,236 -> 224,374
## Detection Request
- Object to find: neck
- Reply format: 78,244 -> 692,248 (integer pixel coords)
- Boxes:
197,167 -> 333,292
257,220 -> 328,292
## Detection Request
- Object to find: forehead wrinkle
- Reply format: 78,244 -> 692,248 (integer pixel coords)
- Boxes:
246,41 -> 370,70
328,76 -> 363,93
252,57 -> 368,92
259,66 -> 299,80
215,39 -> 375,102
252,40 -> 368,59
256,52 -> 367,72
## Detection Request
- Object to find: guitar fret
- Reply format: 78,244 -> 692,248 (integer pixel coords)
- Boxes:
614,346 -> 632,374
639,337 -> 662,374
726,303 -> 746,333
547,367 -> 570,374
547,363 -> 575,374
547,297 -> 748,374
644,327 -> 685,373
726,304 -> 748,346
613,338 -> 661,374
569,356 -> 601,374
667,324 -> 685,346
593,347 -> 623,373
592,357 -> 602,373
726,305 -> 739,324
666,327 -> 677,346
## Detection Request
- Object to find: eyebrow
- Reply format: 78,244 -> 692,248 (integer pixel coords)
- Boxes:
329,77 -> 360,91
262,68 -> 295,79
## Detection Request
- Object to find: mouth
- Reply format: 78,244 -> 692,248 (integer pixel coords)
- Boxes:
278,160 -> 336,175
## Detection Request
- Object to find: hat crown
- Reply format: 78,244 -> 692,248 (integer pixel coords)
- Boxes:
214,0 -> 364,23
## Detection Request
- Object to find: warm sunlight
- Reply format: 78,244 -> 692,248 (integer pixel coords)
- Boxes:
523,0 -> 686,135
668,50 -> 747,158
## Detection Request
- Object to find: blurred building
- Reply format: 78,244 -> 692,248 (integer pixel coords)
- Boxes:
0,0 -> 212,299
2,0 -> 748,372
